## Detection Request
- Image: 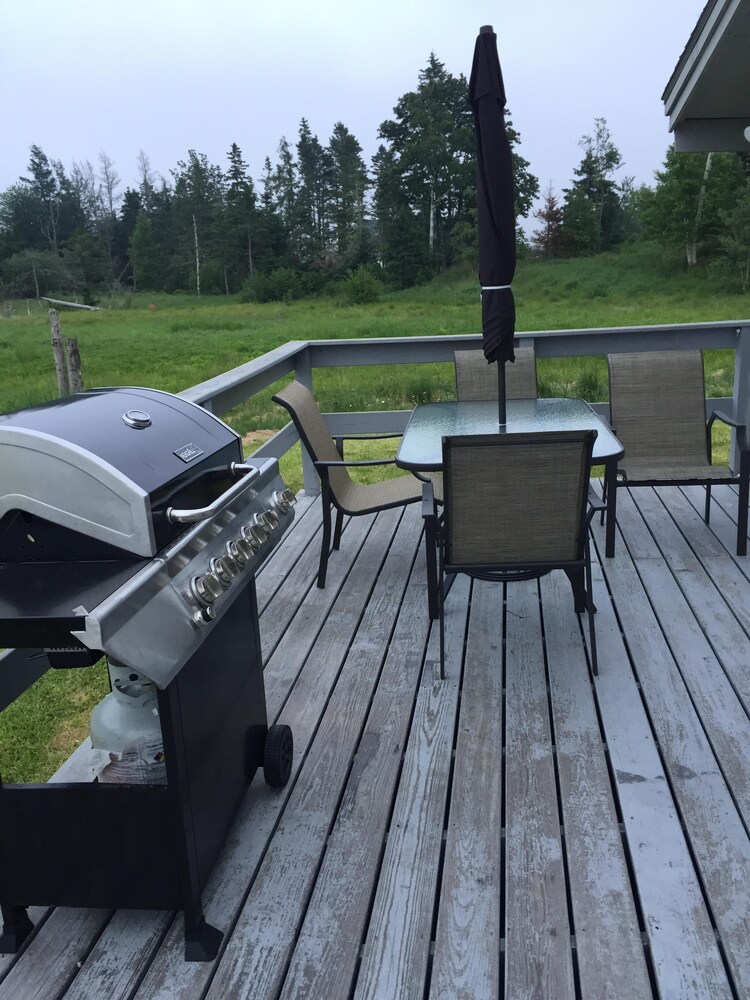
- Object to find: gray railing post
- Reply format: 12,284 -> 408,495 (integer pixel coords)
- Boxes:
294,347 -> 320,496
732,324 -> 750,472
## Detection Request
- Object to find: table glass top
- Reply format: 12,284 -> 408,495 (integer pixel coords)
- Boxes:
396,398 -> 623,470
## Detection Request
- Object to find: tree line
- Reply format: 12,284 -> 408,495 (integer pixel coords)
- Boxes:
2,54 -> 750,303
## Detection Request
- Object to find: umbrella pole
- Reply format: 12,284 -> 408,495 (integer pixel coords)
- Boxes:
497,361 -> 507,425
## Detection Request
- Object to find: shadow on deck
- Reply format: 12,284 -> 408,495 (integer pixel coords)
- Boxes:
1,480 -> 749,1000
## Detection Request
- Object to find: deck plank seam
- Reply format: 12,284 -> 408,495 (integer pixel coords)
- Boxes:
617,488 -> 750,845
419,580 -> 473,1000
536,576 -> 584,1000
593,492 -> 747,997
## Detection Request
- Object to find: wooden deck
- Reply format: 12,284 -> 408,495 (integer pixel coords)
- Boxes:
1,480 -> 749,1000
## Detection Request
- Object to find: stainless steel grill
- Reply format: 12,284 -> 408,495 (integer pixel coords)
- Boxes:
0,387 -> 296,961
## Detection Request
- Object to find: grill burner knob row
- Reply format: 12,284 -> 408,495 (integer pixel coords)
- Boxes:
210,555 -> 239,586
190,572 -> 224,607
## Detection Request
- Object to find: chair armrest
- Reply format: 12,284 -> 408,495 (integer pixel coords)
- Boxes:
314,457 -> 398,469
333,433 -> 403,460
335,433 -> 404,441
422,480 -> 436,519
708,409 -> 749,457
708,409 -> 745,432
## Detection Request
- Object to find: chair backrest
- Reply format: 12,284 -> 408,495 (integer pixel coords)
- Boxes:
272,380 -> 352,498
607,350 -> 708,464
442,430 -> 596,568
454,346 -> 537,401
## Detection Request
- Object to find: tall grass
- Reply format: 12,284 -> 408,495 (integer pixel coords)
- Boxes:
0,245 -> 745,781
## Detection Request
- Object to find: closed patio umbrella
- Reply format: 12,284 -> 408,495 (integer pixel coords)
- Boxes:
469,24 -> 516,423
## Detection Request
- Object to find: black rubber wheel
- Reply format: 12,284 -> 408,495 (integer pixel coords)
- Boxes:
263,724 -> 293,788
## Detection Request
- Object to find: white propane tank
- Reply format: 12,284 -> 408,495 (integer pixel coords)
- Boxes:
89,661 -> 167,784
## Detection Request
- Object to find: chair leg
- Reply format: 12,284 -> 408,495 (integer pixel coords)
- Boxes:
737,457 -> 749,557
438,572 -> 446,679
333,508 -> 344,551
704,482 -> 712,524
317,487 -> 332,589
584,543 -> 598,676
564,567 -> 588,614
424,512 -> 439,621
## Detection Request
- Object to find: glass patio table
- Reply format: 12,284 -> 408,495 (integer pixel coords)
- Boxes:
396,398 -> 624,608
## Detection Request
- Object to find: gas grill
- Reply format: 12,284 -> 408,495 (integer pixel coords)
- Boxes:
0,387 -> 296,960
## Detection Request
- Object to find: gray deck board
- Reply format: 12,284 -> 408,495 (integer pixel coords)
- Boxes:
2,482 -> 749,1000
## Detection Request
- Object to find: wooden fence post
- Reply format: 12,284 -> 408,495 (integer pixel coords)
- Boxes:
49,309 -> 69,398
66,338 -> 84,393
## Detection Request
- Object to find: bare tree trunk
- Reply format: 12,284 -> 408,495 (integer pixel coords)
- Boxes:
31,264 -> 40,300
429,182 -> 435,252
49,309 -> 69,397
224,267 -> 230,296
193,214 -> 201,296
66,338 -> 84,393
248,226 -> 253,278
687,152 -> 713,267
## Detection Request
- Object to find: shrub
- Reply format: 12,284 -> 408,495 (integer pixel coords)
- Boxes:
340,267 -> 383,305
240,268 -> 303,303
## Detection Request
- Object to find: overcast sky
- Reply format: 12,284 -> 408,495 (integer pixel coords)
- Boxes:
1,0 -> 706,226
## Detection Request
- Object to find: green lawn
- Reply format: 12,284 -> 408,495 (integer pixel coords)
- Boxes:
0,244 -> 746,781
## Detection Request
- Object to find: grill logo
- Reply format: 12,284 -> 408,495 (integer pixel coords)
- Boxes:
174,442 -> 204,463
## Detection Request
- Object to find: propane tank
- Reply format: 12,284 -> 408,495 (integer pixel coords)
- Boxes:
89,660 -> 166,784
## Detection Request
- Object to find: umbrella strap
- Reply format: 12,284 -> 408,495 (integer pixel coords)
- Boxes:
481,285 -> 511,290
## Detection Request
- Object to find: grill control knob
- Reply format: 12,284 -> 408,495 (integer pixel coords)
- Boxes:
261,509 -> 280,531
193,605 -> 216,626
227,538 -> 253,567
211,555 -> 239,586
249,512 -> 273,537
190,572 -> 224,607
241,524 -> 266,551
272,489 -> 297,513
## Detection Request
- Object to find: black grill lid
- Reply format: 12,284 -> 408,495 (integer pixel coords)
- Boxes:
0,388 -> 243,556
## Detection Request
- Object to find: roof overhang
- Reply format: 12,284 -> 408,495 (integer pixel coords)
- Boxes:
662,0 -> 750,151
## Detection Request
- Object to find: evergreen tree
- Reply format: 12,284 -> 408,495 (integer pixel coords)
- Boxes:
531,184 -> 566,258
328,122 -> 369,267
377,53 -> 474,271
562,119 -> 624,254
295,119 -> 334,265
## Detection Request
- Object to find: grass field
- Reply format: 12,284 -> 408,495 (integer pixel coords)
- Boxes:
0,243 -> 746,782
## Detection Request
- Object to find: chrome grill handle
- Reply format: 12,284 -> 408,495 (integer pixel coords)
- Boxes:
167,464 -> 260,524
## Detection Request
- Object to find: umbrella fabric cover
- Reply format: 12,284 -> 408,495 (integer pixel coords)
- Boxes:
469,25 -> 516,367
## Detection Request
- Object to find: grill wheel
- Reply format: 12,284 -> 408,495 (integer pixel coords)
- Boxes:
263,724 -> 294,787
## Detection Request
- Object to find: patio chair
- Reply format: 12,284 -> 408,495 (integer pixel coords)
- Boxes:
607,350 -> 749,556
273,380 -> 441,588
423,430 -> 603,678
454,344 -> 537,400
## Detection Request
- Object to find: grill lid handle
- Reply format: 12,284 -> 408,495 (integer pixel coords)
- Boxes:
166,463 -> 260,524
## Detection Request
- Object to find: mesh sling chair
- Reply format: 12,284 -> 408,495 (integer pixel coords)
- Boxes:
422,430 -> 603,679
273,380 -> 442,588
454,345 -> 537,401
607,350 -> 749,556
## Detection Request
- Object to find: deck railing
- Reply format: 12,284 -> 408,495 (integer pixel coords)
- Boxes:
1,319 -> 747,713
179,320 -> 750,494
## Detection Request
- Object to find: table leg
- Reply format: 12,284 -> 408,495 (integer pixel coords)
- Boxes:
604,459 -> 618,557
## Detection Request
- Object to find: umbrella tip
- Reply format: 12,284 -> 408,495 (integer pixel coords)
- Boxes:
479,24 -> 494,33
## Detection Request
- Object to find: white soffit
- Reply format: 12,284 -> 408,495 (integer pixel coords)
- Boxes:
662,0 -> 750,151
